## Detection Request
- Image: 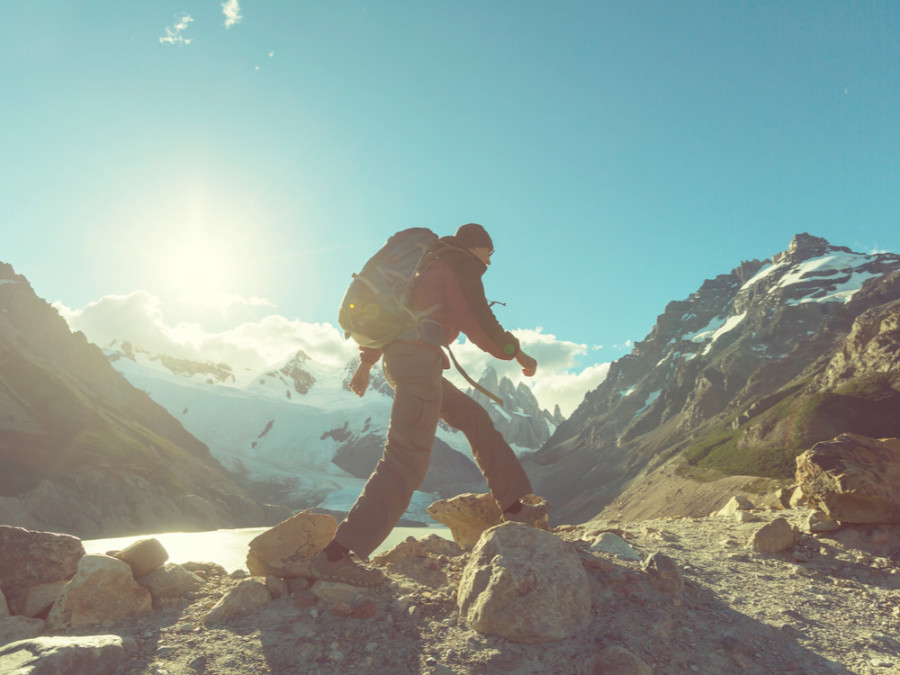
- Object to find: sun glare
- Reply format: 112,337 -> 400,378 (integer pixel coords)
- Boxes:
159,231 -> 233,305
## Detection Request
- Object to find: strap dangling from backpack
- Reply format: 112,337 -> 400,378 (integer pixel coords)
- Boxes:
444,345 -> 504,407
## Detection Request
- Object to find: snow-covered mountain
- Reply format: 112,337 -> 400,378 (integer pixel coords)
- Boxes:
104,342 -> 560,521
529,233 -> 900,524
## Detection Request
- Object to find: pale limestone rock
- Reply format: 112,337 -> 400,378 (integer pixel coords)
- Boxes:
203,579 -> 270,626
0,589 -> 8,618
789,486 -> 807,508
750,518 -> 797,554
427,493 -> 549,550
458,523 -> 590,643
427,493 -> 502,549
807,511 -> 841,533
796,434 -> 900,523
46,555 -> 151,630
717,495 -> 755,517
642,552 -> 684,596
0,616 -> 45,647
19,581 -> 66,618
593,645 -> 654,674
246,511 -> 337,578
112,538 -> 169,578
773,487 -> 794,510
136,564 -> 203,608
0,634 -> 124,675
590,532 -> 640,561
0,526 -> 84,599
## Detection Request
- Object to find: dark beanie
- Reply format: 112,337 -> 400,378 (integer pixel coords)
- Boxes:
454,223 -> 493,250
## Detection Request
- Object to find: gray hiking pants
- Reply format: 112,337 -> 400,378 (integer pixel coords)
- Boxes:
333,342 -> 533,559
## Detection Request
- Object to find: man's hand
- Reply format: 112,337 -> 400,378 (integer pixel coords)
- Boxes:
349,362 -> 372,397
516,351 -> 538,377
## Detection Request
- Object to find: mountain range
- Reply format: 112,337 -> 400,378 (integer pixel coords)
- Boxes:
101,340 -> 561,521
526,233 -> 900,524
1,232 -> 898,537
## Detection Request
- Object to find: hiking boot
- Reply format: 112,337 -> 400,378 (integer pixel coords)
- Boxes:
308,551 -> 385,588
502,500 -> 551,529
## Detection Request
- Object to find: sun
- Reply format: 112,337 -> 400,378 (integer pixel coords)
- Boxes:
158,230 -> 233,305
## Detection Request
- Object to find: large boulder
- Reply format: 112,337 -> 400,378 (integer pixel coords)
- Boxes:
796,434 -> 900,523
111,538 -> 168,578
427,493 -> 502,549
46,555 -> 151,630
427,493 -> 549,549
16,582 -> 66,619
0,616 -> 45,648
136,564 -> 203,608
457,523 -> 590,643
246,511 -> 336,578
0,635 -> 124,675
0,527 -> 84,601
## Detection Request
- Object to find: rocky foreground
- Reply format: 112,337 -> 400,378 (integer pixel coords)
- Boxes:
2,495 -> 900,675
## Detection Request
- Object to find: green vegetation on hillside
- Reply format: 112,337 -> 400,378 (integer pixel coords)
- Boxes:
679,372 -> 900,480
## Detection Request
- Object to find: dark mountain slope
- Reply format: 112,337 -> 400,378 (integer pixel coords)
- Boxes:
0,262 -> 287,537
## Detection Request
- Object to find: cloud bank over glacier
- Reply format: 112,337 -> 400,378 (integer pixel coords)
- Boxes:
57,292 -> 609,416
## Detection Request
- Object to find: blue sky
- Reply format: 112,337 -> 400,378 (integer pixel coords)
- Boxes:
3,2 -> 898,413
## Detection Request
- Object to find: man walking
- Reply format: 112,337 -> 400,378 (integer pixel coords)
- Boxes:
310,223 -> 547,586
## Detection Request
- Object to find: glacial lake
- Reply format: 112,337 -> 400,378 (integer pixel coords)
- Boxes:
82,525 -> 454,574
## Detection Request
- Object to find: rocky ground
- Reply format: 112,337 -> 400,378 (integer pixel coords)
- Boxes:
34,505 -> 900,675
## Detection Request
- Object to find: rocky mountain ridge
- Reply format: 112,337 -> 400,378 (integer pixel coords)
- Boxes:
466,366 -> 564,453
0,262 -> 288,538
529,234 -> 900,524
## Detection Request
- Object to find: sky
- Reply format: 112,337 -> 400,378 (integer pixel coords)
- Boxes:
3,2 -> 898,415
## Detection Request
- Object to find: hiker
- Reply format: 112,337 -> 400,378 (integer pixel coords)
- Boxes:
310,223 -> 547,586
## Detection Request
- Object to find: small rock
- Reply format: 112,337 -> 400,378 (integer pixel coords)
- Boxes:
203,579 -> 271,626
807,511 -> 841,533
750,518 -> 797,554
591,533 -> 641,561
137,564 -> 204,608
287,577 -> 311,594
265,575 -> 290,599
717,495 -> 755,517
592,645 -> 653,674
642,553 -> 684,595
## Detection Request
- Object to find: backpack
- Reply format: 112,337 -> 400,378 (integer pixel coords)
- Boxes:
338,228 -> 441,349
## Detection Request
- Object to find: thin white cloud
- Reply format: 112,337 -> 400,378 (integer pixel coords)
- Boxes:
55,292 -> 358,374
160,15 -> 194,45
222,0 -> 242,28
